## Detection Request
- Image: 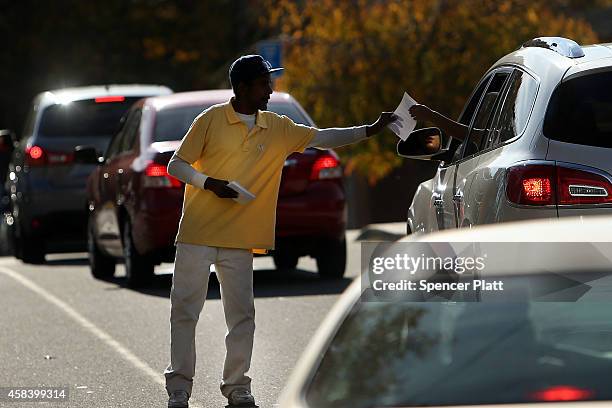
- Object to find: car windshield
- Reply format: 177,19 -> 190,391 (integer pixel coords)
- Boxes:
306,273 -> 612,407
543,70 -> 612,148
153,101 -> 311,142
38,98 -> 141,138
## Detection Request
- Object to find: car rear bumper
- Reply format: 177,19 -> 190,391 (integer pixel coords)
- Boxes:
126,187 -> 182,257
15,187 -> 88,247
276,181 -> 346,240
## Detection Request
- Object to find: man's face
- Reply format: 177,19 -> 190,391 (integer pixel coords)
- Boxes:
241,74 -> 273,110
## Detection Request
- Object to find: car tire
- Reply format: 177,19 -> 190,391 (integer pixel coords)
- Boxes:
14,219 -> 45,264
19,240 -> 45,264
315,237 -> 346,279
273,251 -> 299,270
87,216 -> 116,279
122,218 -> 153,288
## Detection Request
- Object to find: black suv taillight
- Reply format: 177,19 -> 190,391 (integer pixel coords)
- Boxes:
506,162 -> 612,206
25,145 -> 74,167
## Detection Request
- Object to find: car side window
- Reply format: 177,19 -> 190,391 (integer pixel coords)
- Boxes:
105,108 -> 141,159
487,70 -> 538,148
105,111 -> 131,159
119,109 -> 142,153
105,131 -> 125,160
458,76 -> 492,126
461,71 -> 510,158
446,74 -> 493,164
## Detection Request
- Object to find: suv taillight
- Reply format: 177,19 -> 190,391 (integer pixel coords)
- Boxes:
557,166 -> 612,205
144,163 -> 182,188
506,162 -> 612,206
25,145 -> 74,167
310,154 -> 342,180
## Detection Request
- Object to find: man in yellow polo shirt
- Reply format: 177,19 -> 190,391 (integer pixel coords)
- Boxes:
164,55 -> 397,408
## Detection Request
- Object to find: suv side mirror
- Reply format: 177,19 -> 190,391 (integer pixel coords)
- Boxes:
74,145 -> 102,164
397,127 -> 450,160
0,129 -> 16,154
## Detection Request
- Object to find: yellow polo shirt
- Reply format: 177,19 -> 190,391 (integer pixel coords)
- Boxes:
174,99 -> 316,250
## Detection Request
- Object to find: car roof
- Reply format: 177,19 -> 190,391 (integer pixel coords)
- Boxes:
144,89 -> 297,111
38,84 -> 172,105
493,40 -> 612,80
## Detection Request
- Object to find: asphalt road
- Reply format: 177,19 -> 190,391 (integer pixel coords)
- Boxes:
0,226 -> 403,408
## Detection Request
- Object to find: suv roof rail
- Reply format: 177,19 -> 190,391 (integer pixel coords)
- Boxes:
521,37 -> 585,58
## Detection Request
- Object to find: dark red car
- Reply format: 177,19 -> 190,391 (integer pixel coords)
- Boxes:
77,90 -> 347,287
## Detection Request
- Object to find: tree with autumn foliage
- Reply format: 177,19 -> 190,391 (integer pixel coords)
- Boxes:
265,0 -> 598,183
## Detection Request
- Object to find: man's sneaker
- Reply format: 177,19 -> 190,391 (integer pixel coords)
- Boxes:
168,390 -> 189,408
227,388 -> 256,407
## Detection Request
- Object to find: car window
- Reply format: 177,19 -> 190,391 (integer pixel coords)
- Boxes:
267,102 -> 311,125
543,70 -> 612,149
461,71 -> 509,157
457,76 -> 492,126
445,74 -> 492,165
105,131 -> 124,160
153,102 -> 311,143
106,108 -> 137,159
306,279 -> 612,407
119,109 -> 141,153
154,105 -> 212,142
487,70 -> 538,148
37,97 -> 140,138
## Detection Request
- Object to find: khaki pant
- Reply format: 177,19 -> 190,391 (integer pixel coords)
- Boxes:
164,243 -> 255,398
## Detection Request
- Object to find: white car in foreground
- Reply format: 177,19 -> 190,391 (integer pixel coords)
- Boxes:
279,215 -> 612,408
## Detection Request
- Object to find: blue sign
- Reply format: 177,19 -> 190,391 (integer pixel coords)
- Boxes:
256,40 -> 283,77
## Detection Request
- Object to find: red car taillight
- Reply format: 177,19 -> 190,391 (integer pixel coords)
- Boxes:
310,154 -> 342,180
506,162 -> 612,206
144,163 -> 182,188
25,145 -> 74,167
556,166 -> 612,205
531,385 -> 593,402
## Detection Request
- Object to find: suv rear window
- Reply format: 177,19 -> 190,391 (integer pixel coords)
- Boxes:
544,71 -> 612,148
154,102 -> 312,142
38,97 -> 141,138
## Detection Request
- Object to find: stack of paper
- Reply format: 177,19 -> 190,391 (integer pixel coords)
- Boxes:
227,181 -> 256,204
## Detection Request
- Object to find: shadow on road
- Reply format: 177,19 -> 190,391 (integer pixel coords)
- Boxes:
87,267 -> 352,299
27,252 -> 353,299
44,258 -> 90,266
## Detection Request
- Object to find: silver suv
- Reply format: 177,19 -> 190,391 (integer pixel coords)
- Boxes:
399,37 -> 612,235
6,85 -> 172,263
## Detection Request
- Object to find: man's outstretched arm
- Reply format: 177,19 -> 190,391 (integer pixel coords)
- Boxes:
307,112 -> 397,149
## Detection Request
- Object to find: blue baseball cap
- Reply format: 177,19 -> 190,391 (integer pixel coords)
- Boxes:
229,54 -> 283,89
